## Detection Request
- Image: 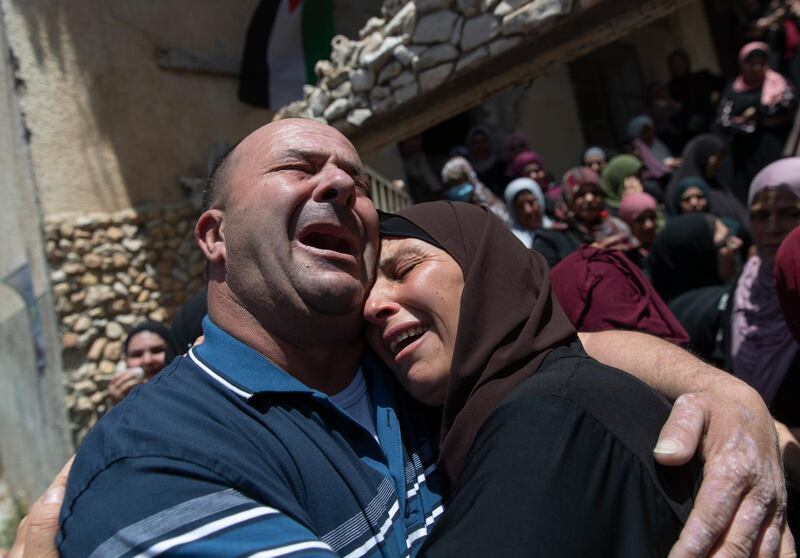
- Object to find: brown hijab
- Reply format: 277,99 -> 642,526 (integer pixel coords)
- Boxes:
395,201 -> 576,495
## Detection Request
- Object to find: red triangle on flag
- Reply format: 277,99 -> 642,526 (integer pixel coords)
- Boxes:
288,0 -> 303,13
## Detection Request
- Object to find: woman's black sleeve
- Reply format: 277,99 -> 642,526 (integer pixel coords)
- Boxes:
420,356 -> 698,557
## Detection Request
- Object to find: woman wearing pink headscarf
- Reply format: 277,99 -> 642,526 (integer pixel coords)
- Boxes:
618,192 -> 660,269
731,157 -> 800,427
717,42 -> 796,203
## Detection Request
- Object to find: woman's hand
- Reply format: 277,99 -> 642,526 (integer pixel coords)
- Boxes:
107,368 -> 146,405
591,234 -> 630,251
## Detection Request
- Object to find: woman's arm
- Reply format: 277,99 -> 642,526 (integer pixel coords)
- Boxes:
579,330 -> 794,558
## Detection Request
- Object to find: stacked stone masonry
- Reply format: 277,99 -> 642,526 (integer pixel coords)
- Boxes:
276,0 -> 574,127
44,202 -> 204,444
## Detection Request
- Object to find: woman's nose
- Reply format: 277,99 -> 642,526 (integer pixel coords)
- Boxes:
364,282 -> 399,325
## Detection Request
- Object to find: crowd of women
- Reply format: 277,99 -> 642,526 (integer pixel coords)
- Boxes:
394,38 -> 800,531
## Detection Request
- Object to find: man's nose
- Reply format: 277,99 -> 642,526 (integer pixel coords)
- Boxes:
313,164 -> 356,208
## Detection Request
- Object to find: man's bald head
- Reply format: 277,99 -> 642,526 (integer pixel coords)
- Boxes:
200,119 -> 363,212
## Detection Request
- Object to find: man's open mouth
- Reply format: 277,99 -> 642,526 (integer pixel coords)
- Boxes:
297,224 -> 358,257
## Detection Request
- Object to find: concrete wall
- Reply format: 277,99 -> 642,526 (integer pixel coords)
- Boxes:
1,0 -> 270,217
0,7 -> 72,500
515,65 -> 587,179
629,1 -> 720,85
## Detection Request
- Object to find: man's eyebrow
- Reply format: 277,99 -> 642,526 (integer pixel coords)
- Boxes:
281,148 -> 367,178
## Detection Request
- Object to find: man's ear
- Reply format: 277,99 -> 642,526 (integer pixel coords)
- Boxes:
195,209 -> 226,264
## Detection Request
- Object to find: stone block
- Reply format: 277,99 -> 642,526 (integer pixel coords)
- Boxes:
417,0 -> 454,12
460,14 -> 500,52
122,238 -> 144,252
359,16 -> 386,39
419,62 -> 454,91
393,82 -> 419,105
83,253 -> 102,269
330,35 -> 354,66
413,44 -> 458,71
451,16 -> 464,45
385,1 -> 417,36
456,0 -> 481,17
456,46 -> 489,72
502,0 -> 573,35
105,321 -> 124,340
87,337 -> 108,361
62,332 -> 79,350
488,35 -> 522,56
79,273 -> 98,287
412,10 -> 459,44
361,35 -> 405,70
103,341 -> 122,362
351,69 -> 375,92
393,44 -> 424,66
371,85 -> 392,101
308,88 -> 329,117
378,61 -> 403,83
323,98 -> 351,122
347,108 -> 373,127
390,71 -> 416,88
330,80 -> 352,100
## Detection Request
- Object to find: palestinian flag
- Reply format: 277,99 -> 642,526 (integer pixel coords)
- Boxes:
239,0 -> 335,109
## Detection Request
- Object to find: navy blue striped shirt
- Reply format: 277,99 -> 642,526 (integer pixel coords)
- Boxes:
58,317 -> 442,557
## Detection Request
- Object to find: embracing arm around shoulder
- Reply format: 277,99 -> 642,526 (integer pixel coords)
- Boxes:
578,330 -> 795,558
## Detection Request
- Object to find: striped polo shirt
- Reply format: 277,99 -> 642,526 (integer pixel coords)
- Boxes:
57,317 -> 443,557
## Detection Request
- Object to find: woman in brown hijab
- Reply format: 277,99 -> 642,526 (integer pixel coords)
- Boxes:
365,201 -> 698,557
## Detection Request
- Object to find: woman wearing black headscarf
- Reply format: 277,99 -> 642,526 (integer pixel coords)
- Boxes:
666,134 -> 749,224
366,202 -> 698,556
649,214 -> 744,364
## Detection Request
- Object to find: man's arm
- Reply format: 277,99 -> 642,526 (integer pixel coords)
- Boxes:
579,330 -> 795,558
776,421 -> 800,486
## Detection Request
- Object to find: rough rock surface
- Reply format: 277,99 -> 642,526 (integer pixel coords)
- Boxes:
46,202 -> 204,444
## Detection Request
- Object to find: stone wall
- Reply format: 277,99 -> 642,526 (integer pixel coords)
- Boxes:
44,203 -> 204,443
277,0 -> 573,128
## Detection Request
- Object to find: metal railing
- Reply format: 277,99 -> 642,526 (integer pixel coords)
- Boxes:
367,166 -> 412,213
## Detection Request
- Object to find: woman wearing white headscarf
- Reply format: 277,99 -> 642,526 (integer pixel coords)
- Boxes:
503,178 -> 553,248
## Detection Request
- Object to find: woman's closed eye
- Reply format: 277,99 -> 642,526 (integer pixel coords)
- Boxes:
390,255 -> 425,281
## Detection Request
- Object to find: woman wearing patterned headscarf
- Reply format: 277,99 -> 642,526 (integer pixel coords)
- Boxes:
533,167 -> 636,268
717,42 -> 796,203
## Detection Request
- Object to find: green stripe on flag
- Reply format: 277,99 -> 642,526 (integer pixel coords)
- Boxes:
301,0 -> 335,85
